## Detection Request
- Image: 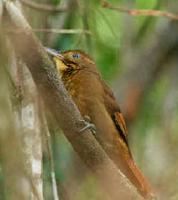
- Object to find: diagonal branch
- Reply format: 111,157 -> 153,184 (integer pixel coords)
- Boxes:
2,1 -> 145,200
102,0 -> 178,21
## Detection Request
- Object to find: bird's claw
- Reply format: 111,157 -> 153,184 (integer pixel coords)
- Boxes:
79,116 -> 96,134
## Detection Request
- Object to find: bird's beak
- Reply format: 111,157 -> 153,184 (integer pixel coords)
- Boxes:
45,47 -> 68,72
44,47 -> 64,60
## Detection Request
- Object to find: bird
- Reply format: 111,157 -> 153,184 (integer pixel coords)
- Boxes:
45,47 -> 153,198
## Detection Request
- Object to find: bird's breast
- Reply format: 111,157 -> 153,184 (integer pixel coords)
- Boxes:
62,71 -> 102,117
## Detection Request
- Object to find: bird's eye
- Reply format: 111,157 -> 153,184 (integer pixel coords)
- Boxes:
72,53 -> 80,59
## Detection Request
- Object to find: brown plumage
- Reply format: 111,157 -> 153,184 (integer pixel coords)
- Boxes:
46,48 -> 153,198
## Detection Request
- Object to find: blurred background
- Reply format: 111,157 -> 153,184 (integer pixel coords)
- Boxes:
1,0 -> 178,199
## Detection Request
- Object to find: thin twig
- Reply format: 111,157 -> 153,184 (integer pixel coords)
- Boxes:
20,0 -> 68,12
5,28 -> 92,35
102,0 -> 178,21
33,28 -> 92,35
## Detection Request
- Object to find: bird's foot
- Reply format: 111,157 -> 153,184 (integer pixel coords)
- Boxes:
79,116 -> 96,134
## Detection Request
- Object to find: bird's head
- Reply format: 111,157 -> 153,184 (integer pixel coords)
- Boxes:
45,47 -> 98,77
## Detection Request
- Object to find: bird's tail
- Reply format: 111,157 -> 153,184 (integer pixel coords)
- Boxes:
124,155 -> 153,198
113,136 -> 154,198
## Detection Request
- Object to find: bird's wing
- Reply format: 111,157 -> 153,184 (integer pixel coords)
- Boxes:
102,80 -> 152,197
102,80 -> 129,146
112,111 -> 128,146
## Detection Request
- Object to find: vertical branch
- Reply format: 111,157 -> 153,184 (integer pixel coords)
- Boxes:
9,48 -> 43,200
0,33 -> 31,200
40,105 -> 60,200
20,62 -> 43,200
